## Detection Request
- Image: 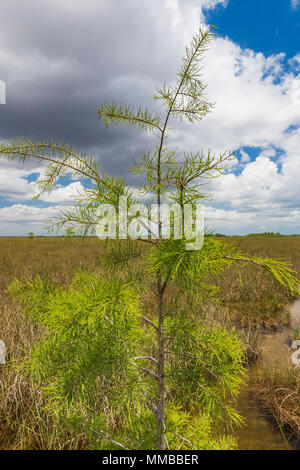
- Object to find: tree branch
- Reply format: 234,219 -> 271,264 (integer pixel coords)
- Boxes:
133,356 -> 158,366
133,365 -> 158,381
140,315 -> 159,331
102,112 -> 163,133
167,431 -> 196,450
90,429 -> 128,450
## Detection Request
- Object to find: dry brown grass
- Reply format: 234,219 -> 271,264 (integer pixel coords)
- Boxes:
251,367 -> 300,439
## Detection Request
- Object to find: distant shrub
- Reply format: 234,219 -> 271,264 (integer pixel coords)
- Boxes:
247,232 -> 282,238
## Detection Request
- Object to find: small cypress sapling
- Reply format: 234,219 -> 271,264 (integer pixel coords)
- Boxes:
10,270 -> 244,450
2,26 -> 299,450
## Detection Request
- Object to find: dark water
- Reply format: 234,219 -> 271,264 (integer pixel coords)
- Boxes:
234,297 -> 300,450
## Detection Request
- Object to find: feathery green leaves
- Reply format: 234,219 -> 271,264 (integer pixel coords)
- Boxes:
154,26 -> 215,123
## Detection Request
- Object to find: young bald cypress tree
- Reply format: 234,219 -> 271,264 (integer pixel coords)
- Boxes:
2,27 -> 299,450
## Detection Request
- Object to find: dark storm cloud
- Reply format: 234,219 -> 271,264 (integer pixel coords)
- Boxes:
2,1 -> 300,237
0,0 -> 200,177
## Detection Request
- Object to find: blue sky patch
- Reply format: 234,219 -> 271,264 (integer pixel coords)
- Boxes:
205,0 -> 300,59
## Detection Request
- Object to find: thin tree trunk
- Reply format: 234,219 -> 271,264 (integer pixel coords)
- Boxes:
156,281 -> 166,450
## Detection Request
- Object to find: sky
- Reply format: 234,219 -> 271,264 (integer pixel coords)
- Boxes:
0,0 -> 300,236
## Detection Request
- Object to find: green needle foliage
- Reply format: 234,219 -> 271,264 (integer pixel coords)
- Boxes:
98,102 -> 163,133
10,273 -> 142,405
64,227 -> 76,241
2,26 -> 300,450
9,271 -> 243,450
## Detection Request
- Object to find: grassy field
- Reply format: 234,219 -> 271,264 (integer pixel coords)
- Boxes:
1,235 -> 300,449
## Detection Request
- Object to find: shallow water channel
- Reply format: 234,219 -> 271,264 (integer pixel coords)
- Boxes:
234,297 -> 300,450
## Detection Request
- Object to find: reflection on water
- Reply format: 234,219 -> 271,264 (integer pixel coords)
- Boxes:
234,384 -> 290,450
235,296 -> 300,450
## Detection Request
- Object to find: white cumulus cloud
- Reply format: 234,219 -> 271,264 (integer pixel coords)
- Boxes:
0,0 -> 300,235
